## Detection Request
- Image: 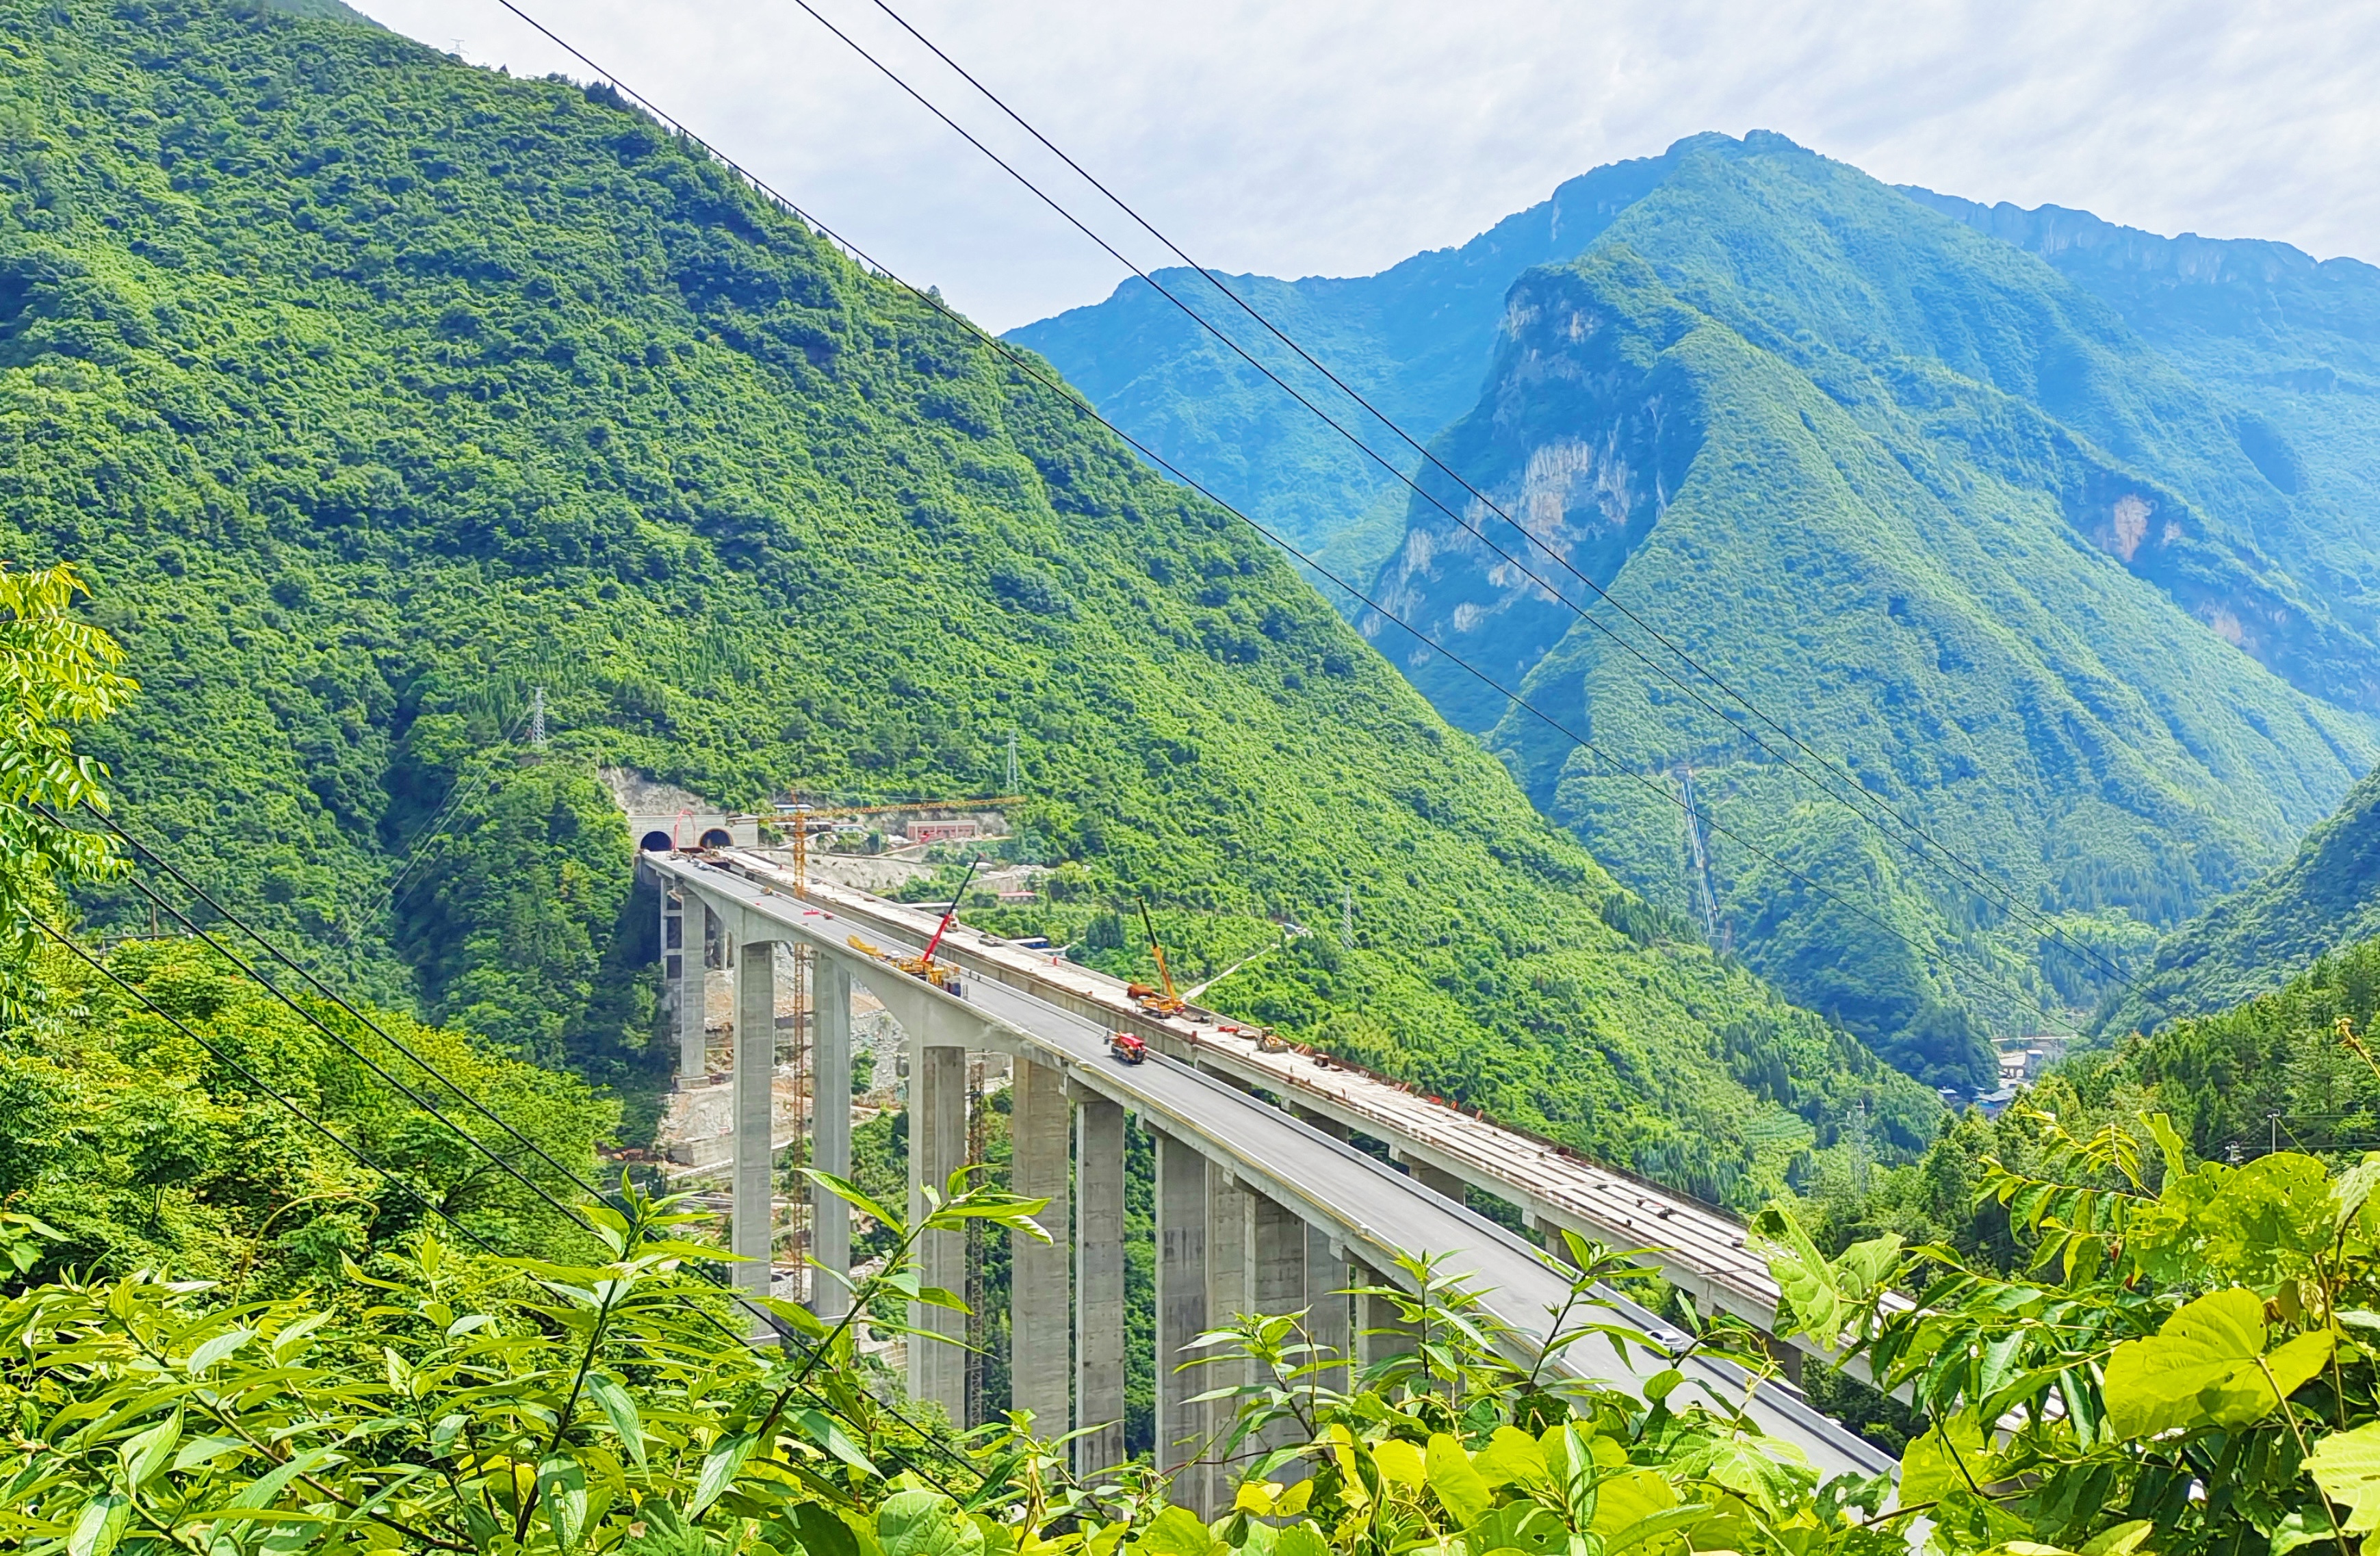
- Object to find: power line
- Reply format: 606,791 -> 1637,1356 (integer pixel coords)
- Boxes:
821,0 -> 2141,996
459,7 -> 2081,1040
31,913 -> 973,1494
64,804 -> 988,1481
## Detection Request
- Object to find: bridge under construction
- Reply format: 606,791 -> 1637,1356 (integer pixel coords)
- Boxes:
643,839 -> 1893,1509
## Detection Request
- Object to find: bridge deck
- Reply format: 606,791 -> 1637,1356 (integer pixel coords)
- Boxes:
663,854 -> 1896,1481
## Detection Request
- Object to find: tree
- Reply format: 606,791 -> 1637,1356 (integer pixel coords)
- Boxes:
0,561 -> 135,1018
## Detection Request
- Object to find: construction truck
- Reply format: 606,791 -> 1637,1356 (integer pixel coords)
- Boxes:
1107,1032 -> 1148,1065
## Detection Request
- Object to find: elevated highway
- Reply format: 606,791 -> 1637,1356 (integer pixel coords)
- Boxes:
647,848 -> 1896,1503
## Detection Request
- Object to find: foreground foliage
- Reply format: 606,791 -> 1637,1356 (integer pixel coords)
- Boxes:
1764,1104 -> 2380,1553
0,1181 -> 1918,1556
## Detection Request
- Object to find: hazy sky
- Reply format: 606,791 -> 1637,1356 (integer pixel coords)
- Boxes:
359,0 -> 2380,333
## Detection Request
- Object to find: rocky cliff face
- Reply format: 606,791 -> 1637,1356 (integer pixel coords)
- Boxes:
1369,135 -> 2379,1072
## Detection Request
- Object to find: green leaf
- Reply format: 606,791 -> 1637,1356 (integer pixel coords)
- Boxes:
2307,1420 -> 2380,1535
880,1490 -> 985,1556
1587,1469 -> 1677,1541
2104,1289 -> 2331,1440
688,1431 -> 755,1517
1424,1432 -> 1495,1527
586,1373 -> 645,1468
794,1406 -> 878,1474
1472,1425 -> 1548,1488
68,1493 -> 128,1556
226,1448 -> 337,1509
1465,1503 -> 1564,1556
1132,1505 -> 1216,1556
171,1435 -> 249,1473
1271,1524 -> 1332,1556
185,1327 -> 254,1373
118,1413 -> 181,1489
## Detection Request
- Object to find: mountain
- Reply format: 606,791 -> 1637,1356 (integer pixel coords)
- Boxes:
2097,764 -> 2380,1035
1016,132 -> 2380,1085
1005,147 -> 1691,588
1906,187 -> 2380,666
0,0 -> 1939,1202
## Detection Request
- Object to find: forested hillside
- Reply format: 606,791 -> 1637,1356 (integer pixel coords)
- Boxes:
1020,132 -> 2380,1088
2097,763 -> 2380,1035
1005,147 -> 1690,590
1422,136 -> 2379,1084
0,0 -> 1937,1202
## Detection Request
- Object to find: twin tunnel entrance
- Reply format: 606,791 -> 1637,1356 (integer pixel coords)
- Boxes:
641,828 -> 732,851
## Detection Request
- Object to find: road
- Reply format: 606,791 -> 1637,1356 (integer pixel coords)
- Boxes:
664,855 -> 1898,1481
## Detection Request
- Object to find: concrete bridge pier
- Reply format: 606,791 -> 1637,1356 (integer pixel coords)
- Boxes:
675,898 -> 714,1082
1073,1089 -> 1128,1479
734,932 -> 779,1333
1154,1130 -> 1210,1509
909,1040 -> 970,1422
1009,1055 -> 1072,1438
811,959 -> 853,1320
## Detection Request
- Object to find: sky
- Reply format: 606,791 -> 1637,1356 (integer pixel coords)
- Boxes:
358,0 -> 2380,334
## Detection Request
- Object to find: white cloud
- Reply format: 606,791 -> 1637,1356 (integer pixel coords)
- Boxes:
359,0 -> 2380,330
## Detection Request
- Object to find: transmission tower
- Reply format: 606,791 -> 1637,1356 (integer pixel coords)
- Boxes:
1005,731 -> 1020,792
528,686 -> 547,749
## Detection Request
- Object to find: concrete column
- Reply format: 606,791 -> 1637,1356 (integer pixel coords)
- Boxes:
1074,1093 -> 1127,1479
1398,1152 -> 1467,1208
734,935 -> 777,1330
1203,1167 -> 1251,1498
676,898 -> 712,1082
1009,1056 -> 1072,1438
1536,1217 -> 1581,1269
1156,1130 -> 1211,1511
810,959 -> 853,1319
1305,1225 -> 1351,1389
1356,1261 -> 1419,1371
908,1043 -> 968,1423
1289,1105 -> 1352,1389
1248,1193 -> 1308,1457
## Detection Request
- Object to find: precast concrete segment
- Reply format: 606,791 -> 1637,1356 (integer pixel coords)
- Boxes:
812,958 -> 853,1320
1073,1091 -> 1127,1479
1155,1130 -> 1211,1513
1010,1056 -> 1072,1441
656,860 -> 1896,1482
734,935 -> 777,1329
910,1042 -> 968,1424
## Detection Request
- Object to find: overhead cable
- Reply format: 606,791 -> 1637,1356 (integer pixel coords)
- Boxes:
812,0 -> 2139,994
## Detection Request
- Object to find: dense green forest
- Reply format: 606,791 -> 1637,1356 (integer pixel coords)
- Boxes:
0,0 -> 1942,1213
1787,930 -> 2380,1264
2101,763 -> 2380,1035
1022,131 -> 2380,1089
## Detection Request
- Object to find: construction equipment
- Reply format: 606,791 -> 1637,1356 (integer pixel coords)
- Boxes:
774,793 -> 1024,896
844,856 -> 984,994
1135,898 -> 1186,1018
1107,1032 -> 1148,1065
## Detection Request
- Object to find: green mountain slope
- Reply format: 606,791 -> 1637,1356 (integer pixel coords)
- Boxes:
1004,148 -> 1690,586
1906,189 -> 2380,661
0,0 -> 1939,1201
2097,764 -> 2380,1035
1377,135 -> 2379,1082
